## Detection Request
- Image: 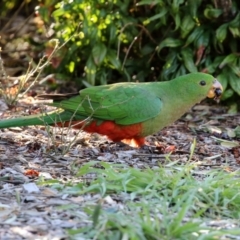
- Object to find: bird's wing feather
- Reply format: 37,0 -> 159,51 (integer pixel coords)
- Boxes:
51,83 -> 162,125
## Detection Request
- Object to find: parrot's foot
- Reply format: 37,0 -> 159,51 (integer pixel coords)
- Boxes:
121,137 -> 145,148
140,141 -> 176,154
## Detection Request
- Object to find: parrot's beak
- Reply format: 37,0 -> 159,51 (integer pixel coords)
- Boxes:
207,79 -> 223,101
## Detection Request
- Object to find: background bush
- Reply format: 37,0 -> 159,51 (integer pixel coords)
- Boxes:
1,0 -> 240,103
39,0 -> 240,101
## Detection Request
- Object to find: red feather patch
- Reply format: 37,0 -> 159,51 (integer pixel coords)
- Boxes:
55,120 -> 144,147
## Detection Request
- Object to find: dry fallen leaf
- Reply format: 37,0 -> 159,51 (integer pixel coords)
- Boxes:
24,169 -> 39,177
23,183 -> 40,193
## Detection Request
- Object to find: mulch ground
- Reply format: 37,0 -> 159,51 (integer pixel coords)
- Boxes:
0,96 -> 239,239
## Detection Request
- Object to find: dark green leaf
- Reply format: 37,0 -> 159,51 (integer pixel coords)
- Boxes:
137,0 -> 161,6
204,8 -> 223,19
229,38 -> 238,52
173,13 -> 181,30
141,45 -> 154,56
158,38 -> 183,52
184,27 -> 204,47
86,57 -> 97,85
216,24 -> 228,43
206,56 -> 224,74
123,69 -> 131,82
229,13 -> 240,28
147,8 -> 168,22
216,73 -> 228,90
181,48 -> 198,72
92,43 -> 107,66
38,6 -> 51,23
219,54 -> 237,68
181,15 -> 195,38
82,80 -> 93,87
162,55 -> 179,80
229,27 -> 240,38
221,88 -> 234,101
229,73 -> 240,96
229,64 -> 240,77
107,50 -> 121,70
99,71 -> 108,85
175,65 -> 187,77
195,31 -> 210,47
52,8 -> 65,18
172,0 -> 184,13
109,25 -> 117,44
188,0 -> 201,17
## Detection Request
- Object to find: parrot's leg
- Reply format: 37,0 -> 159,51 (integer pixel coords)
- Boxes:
121,137 -> 145,148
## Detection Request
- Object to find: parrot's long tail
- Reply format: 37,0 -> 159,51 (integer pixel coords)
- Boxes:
0,110 -> 81,129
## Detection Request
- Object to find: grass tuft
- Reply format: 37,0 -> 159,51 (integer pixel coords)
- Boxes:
39,160 -> 240,239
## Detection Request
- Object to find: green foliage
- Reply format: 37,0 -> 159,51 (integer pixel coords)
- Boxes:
40,0 -> 240,100
39,161 -> 240,239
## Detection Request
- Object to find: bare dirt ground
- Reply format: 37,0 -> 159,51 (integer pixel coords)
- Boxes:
0,95 -> 239,239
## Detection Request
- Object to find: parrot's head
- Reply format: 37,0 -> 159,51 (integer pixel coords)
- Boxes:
179,73 -> 223,102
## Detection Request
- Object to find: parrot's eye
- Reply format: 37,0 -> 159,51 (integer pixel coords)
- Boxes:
200,80 -> 206,86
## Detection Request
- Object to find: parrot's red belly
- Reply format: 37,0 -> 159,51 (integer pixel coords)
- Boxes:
55,120 -> 145,147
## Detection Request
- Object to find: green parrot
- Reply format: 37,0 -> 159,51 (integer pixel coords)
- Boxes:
0,73 -> 222,147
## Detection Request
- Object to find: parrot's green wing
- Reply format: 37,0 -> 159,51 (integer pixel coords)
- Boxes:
52,83 -> 162,125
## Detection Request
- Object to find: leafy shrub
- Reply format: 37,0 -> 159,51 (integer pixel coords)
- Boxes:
39,0 -> 240,101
